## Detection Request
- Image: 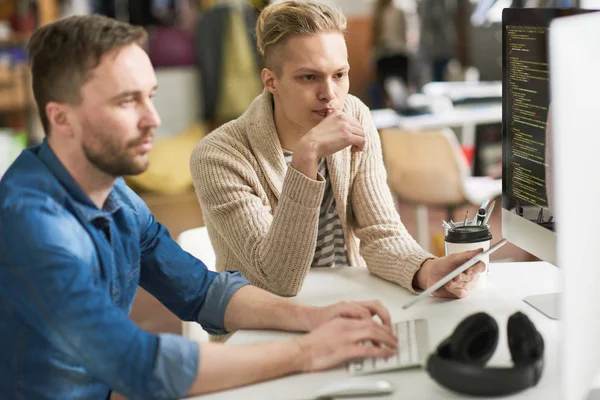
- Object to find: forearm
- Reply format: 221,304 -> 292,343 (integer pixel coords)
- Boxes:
291,144 -> 319,180
213,167 -> 324,297
186,339 -> 304,396
223,285 -> 314,332
352,111 -> 434,291
361,240 -> 433,292
253,187 -> 320,296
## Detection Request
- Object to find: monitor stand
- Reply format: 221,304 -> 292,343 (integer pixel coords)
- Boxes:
524,293 -> 561,320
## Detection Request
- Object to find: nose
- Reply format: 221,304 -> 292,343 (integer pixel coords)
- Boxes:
318,78 -> 336,103
140,99 -> 161,129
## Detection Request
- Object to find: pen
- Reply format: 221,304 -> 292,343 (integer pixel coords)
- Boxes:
480,199 -> 490,211
463,210 -> 469,226
536,207 -> 544,224
442,220 -> 452,230
450,220 -> 456,228
476,208 -> 486,225
482,200 -> 495,226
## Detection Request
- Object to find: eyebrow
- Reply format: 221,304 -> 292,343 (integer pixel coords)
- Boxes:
111,85 -> 158,100
293,66 -> 350,74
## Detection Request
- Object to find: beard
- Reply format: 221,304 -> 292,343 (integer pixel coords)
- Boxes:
82,128 -> 154,177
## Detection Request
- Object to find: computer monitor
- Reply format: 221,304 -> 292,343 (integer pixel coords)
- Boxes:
550,11 -> 600,400
501,7 -> 592,320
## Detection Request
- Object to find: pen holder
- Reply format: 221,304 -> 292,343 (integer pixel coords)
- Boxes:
444,224 -> 492,289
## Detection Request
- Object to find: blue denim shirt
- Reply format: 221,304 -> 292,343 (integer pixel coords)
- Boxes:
0,141 -> 251,400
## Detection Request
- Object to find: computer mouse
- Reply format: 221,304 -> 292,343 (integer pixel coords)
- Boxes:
314,378 -> 395,398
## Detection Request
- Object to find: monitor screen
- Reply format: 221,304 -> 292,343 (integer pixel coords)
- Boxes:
501,7 -> 592,264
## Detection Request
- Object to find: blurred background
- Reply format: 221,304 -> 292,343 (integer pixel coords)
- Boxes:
0,2 -> 573,392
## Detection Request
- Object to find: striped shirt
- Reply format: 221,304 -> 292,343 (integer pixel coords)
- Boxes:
284,151 -> 349,268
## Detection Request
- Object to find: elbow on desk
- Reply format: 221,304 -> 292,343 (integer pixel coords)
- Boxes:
251,268 -> 306,297
246,256 -> 310,297
261,278 -> 303,297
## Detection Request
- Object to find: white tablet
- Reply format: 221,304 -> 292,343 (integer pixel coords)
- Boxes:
402,239 -> 508,310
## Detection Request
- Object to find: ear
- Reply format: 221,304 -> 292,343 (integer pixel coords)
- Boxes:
261,67 -> 277,94
45,101 -> 75,138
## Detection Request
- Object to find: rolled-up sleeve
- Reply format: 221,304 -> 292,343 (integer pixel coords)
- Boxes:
153,334 -> 200,399
197,271 -> 251,335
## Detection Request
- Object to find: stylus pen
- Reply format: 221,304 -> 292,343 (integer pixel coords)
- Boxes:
482,200 -> 495,226
401,239 -> 508,310
536,207 -> 544,224
480,199 -> 490,211
476,208 -> 486,226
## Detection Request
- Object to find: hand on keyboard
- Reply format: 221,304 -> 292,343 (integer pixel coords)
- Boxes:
296,318 -> 398,372
348,319 -> 430,375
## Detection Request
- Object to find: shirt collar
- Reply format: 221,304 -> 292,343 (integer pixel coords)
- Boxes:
38,140 -> 122,221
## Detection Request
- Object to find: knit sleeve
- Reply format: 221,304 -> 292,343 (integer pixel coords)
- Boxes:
190,139 -> 325,297
350,100 -> 435,293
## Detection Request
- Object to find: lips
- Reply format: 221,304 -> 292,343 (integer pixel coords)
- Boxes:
132,135 -> 154,152
313,108 -> 334,117
137,140 -> 152,152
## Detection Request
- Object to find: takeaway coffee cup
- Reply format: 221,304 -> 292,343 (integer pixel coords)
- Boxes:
444,224 -> 492,288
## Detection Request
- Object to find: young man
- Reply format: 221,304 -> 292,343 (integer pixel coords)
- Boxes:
0,15 -> 400,400
191,1 -> 484,298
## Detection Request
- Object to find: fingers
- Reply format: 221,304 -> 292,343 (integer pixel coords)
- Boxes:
447,248 -> 484,265
444,266 -> 484,298
345,343 -> 396,361
349,319 -> 398,349
337,301 -> 372,321
354,300 -> 392,329
345,123 -> 366,151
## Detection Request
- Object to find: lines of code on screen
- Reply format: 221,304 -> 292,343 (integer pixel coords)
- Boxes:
506,25 -> 550,209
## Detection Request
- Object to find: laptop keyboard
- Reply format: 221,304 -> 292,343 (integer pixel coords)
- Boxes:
348,319 -> 429,375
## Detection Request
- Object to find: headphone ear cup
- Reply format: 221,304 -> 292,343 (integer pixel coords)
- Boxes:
434,336 -> 453,359
449,312 -> 499,366
507,312 -> 545,366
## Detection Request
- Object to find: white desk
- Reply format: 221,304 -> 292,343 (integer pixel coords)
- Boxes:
371,102 -> 502,147
192,262 -> 562,400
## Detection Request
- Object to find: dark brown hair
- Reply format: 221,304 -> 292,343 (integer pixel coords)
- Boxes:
27,14 -> 147,136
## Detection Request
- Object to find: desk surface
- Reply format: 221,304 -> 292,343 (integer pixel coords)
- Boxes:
371,103 -> 502,131
192,262 -> 562,400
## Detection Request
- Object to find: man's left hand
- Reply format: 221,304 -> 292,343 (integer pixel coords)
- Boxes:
302,300 -> 393,332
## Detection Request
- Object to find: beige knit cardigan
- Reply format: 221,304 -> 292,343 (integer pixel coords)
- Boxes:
190,90 -> 434,297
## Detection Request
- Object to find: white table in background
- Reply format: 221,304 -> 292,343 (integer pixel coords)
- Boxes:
190,261 -> 562,400
371,102 -> 502,147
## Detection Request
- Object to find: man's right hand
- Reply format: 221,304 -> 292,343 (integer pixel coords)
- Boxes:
291,110 -> 366,179
295,317 -> 397,372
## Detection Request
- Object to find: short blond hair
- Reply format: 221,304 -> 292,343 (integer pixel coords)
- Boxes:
256,0 -> 347,71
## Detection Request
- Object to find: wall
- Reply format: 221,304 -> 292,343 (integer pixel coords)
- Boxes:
346,15 -> 374,103
153,67 -> 202,138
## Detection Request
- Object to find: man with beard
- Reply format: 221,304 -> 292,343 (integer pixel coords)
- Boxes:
0,15 -> 399,400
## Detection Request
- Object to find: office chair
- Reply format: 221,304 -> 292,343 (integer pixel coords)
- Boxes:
176,226 -> 216,343
379,127 -> 501,251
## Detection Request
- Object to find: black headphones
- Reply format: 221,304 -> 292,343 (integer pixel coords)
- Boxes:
426,311 -> 545,397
